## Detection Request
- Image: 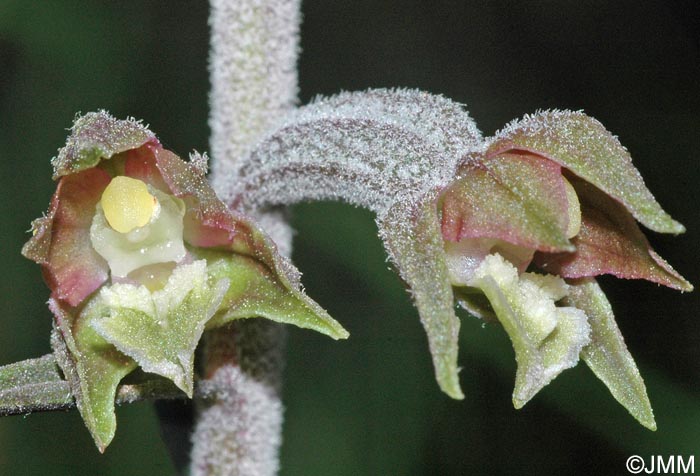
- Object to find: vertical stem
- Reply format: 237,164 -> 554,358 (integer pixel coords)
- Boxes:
190,321 -> 286,476
191,1 -> 301,475
208,0 -> 300,190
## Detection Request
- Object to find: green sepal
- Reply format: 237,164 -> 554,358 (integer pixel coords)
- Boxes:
50,298 -> 137,452
90,261 -> 228,397
380,197 -> 463,399
564,278 -> 656,430
196,248 -> 349,339
467,254 -> 591,408
51,110 -> 155,179
489,110 -> 684,234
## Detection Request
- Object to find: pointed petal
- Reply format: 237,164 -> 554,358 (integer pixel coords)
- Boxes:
23,168 -> 111,306
152,146 -> 238,248
535,178 -> 693,291
563,278 -> 656,430
442,153 -> 573,252
52,110 -> 157,179
489,110 -> 684,234
467,255 -> 590,408
91,261 -> 228,396
197,249 -> 348,339
49,298 -> 137,451
379,197 -> 463,399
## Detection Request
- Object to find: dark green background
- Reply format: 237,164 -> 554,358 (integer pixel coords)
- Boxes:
1,1 -> 698,475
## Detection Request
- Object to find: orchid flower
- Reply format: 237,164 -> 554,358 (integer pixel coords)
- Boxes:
228,89 -> 692,430
21,111 -> 347,451
439,111 -> 691,425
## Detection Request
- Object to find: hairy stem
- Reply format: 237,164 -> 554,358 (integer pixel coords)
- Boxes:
0,354 -> 189,416
191,322 -> 286,476
208,0 -> 300,189
191,0 -> 301,475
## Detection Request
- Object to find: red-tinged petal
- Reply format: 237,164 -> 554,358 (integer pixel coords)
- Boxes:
488,110 -> 684,234
150,146 -> 309,299
442,152 -> 573,252
535,178 -> 693,291
151,147 -> 237,247
123,144 -> 170,192
25,168 -> 112,306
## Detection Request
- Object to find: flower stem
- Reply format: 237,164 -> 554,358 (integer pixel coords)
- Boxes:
191,0 -> 301,474
208,0 -> 300,190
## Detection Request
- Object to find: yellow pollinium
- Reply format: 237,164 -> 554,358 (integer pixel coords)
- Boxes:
101,176 -> 157,233
562,177 -> 581,239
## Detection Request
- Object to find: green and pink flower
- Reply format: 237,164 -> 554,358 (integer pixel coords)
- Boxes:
23,111 -> 347,450
383,110 -> 691,429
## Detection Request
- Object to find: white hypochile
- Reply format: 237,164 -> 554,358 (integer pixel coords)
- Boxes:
441,173 -> 589,405
90,176 -> 187,279
464,253 -> 591,406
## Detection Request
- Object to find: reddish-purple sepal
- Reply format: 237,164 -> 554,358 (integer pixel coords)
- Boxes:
535,178 -> 692,291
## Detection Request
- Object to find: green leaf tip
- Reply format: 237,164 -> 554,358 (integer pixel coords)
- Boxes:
200,249 -> 349,340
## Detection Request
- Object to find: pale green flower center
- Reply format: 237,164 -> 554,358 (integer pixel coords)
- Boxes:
466,253 -> 591,407
90,177 -> 187,279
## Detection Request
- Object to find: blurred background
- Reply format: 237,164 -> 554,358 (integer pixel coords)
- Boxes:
0,1 -> 698,474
